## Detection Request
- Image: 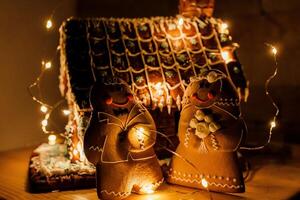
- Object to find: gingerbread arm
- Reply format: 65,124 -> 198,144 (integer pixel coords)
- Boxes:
84,113 -> 117,165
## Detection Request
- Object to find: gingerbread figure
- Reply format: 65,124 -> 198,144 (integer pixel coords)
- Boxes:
84,78 -> 163,199
167,70 -> 246,193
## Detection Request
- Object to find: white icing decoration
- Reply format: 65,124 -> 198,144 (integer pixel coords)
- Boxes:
100,190 -> 130,198
189,118 -> 198,128
195,110 -> 205,121
204,115 -> 213,123
195,122 -> 209,139
207,71 -> 219,83
209,122 -> 221,133
30,143 -> 95,177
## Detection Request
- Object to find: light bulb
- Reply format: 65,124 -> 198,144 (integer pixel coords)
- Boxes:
44,61 -> 52,69
141,185 -> 154,194
221,22 -> 228,30
270,121 -> 276,128
219,22 -> 228,34
40,105 -> 48,113
221,51 -> 230,61
46,19 -> 53,29
201,178 -> 208,188
136,127 -> 145,140
41,119 -> 48,127
62,109 -> 71,116
271,47 -> 277,55
154,82 -> 164,96
178,17 -> 184,26
73,149 -> 78,156
48,134 -> 56,145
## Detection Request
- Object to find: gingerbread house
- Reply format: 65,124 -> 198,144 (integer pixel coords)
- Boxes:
59,0 -> 248,162
28,0 -> 248,193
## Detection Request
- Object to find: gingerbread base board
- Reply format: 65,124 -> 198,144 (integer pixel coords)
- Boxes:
28,168 -> 96,193
28,143 -> 96,193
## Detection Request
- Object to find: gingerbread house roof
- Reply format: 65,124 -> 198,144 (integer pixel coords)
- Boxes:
59,16 -> 245,111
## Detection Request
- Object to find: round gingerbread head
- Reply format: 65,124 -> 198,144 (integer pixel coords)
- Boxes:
184,70 -> 226,108
89,77 -> 135,114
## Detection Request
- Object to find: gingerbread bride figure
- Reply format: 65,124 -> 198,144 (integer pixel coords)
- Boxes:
84,78 -> 163,200
167,70 -> 246,193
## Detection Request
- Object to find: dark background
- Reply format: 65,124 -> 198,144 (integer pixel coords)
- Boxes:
0,0 -> 299,151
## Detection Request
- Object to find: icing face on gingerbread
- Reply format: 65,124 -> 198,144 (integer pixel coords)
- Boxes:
186,71 -> 224,108
89,79 -> 135,116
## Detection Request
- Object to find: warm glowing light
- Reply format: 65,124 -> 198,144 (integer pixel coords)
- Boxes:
41,119 -> 48,127
48,134 -> 56,145
271,47 -> 277,55
141,185 -> 155,194
136,127 -> 145,139
221,51 -> 230,62
46,19 -> 53,29
154,82 -> 164,96
44,61 -> 52,69
62,109 -> 71,116
220,22 -> 228,33
201,178 -> 208,188
73,148 -> 79,156
270,120 -> 276,128
40,105 -> 48,113
178,17 -> 184,26
146,197 -> 155,200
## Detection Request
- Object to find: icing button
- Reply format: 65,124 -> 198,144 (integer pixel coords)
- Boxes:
207,71 -> 218,83
189,118 -> 198,128
195,110 -> 205,121
195,122 -> 210,139
209,122 -> 221,132
204,115 -> 213,123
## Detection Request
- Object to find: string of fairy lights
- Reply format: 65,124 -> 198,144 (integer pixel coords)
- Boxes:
28,17 -> 71,145
28,7 -> 280,197
240,43 -> 280,150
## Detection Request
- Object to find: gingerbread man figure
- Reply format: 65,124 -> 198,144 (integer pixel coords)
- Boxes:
167,70 -> 246,193
84,78 -> 163,199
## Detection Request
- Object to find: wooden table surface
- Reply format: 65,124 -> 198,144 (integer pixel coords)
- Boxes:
0,145 -> 299,200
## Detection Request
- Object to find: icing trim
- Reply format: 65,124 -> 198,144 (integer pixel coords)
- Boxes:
100,190 -> 130,198
210,133 -> 219,150
153,178 -> 164,188
168,172 -> 242,189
